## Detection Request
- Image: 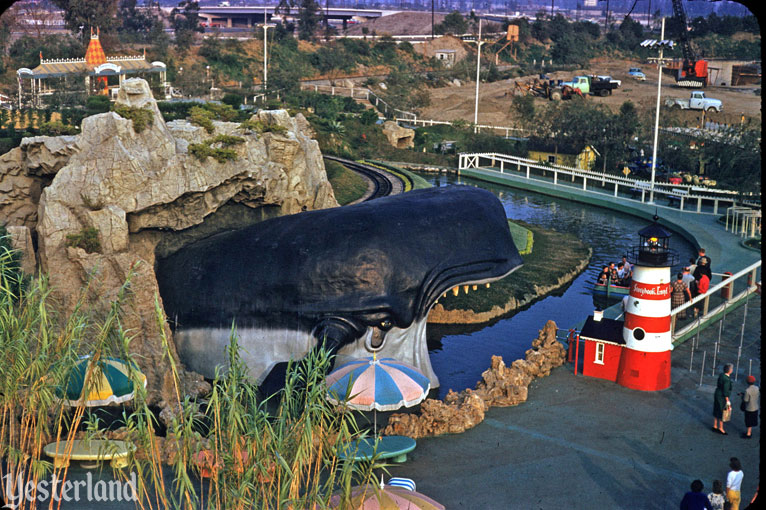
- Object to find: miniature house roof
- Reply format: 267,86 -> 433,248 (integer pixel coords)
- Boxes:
580,316 -> 625,345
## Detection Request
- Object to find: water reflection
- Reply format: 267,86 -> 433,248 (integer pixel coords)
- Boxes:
422,173 -> 697,398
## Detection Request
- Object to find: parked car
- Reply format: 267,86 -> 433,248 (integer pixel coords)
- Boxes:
628,68 -> 646,80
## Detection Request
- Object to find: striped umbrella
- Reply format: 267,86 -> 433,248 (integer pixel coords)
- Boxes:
329,480 -> 445,510
59,356 -> 147,407
326,355 -> 430,434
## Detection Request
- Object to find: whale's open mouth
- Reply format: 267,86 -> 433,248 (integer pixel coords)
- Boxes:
158,185 -> 522,389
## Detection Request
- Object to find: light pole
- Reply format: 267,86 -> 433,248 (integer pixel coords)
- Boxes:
261,8 -> 275,91
641,17 -> 674,204
472,19 -> 484,133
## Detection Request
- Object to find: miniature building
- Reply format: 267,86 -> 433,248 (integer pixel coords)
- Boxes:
434,50 -> 457,68
580,312 -> 625,382
580,216 -> 679,391
527,139 -> 600,171
16,28 -> 168,108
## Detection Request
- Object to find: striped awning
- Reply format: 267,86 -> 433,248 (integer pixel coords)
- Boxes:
18,58 -> 164,79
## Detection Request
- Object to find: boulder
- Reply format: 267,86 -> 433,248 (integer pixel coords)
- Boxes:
382,121 -> 415,149
5,225 -> 35,274
1,78 -> 338,407
382,320 -> 567,438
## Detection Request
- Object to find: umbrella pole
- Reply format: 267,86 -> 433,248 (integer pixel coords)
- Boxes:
373,409 -> 377,437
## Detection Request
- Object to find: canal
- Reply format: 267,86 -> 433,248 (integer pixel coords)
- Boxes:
421,173 -> 698,398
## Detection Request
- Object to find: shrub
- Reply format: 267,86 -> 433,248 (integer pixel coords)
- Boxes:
86,95 -> 111,116
39,121 -> 79,136
65,227 -> 101,253
189,106 -> 215,133
238,119 -> 288,135
188,134 -> 242,163
112,105 -> 154,133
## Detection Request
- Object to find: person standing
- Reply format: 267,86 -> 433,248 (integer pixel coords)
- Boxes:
741,375 -> 760,439
682,266 -> 696,289
713,364 -> 734,434
695,257 -> 713,281
708,480 -> 726,510
697,248 -> 712,272
681,479 -> 713,510
726,457 -> 744,510
672,273 -> 692,319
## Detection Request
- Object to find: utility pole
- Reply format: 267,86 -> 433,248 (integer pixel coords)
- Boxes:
431,0 -> 434,40
472,19 -> 484,133
604,0 -> 610,33
550,0 -> 554,17
262,8 -> 275,91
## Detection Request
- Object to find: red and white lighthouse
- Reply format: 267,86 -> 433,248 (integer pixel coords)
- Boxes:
616,217 -> 678,391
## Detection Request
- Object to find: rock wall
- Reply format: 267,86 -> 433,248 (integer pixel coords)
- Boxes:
0,78 -> 338,408
382,320 -> 567,438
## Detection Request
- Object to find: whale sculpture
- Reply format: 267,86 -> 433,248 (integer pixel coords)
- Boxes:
156,185 -> 523,389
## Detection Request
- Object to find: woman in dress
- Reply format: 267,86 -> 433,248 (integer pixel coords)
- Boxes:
671,272 -> 692,319
713,363 -> 734,435
742,375 -> 760,438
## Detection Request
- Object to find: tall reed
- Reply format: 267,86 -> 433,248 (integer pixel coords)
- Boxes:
1,235 -> 380,509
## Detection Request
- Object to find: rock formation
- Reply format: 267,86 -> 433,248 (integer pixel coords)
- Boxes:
382,320 -> 567,438
0,78 -> 338,409
381,121 -> 415,149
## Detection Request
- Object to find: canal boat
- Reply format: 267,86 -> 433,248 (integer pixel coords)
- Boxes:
592,281 -> 631,297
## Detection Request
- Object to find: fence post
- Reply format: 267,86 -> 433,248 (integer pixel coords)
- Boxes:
699,351 -> 706,387
526,165 -> 530,179
689,341 -> 694,372
614,183 -> 619,197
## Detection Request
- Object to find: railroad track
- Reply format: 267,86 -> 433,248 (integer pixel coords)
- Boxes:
323,155 -> 404,202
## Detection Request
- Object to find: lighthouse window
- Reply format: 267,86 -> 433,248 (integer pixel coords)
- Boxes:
633,328 -> 646,340
595,342 -> 605,364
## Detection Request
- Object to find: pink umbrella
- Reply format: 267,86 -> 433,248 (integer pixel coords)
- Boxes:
329,477 -> 445,510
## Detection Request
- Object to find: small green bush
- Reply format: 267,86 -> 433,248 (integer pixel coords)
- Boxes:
189,106 -> 215,133
65,227 -> 101,253
210,134 -> 245,146
39,121 -> 79,136
189,137 -> 239,163
238,119 -> 288,135
113,105 -> 154,133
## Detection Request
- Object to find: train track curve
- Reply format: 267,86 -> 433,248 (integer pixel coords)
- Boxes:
323,155 -> 405,203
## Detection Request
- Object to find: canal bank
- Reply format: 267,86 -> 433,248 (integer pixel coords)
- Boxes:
459,167 -> 761,275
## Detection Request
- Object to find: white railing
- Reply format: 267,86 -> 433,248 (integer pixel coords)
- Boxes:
670,260 -> 761,342
395,118 -> 527,137
459,151 -> 759,215
299,83 -> 417,120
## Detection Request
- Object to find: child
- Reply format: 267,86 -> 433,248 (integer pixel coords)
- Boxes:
708,480 -> 726,510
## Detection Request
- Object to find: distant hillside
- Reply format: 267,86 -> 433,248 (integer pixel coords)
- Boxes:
344,12 -> 447,36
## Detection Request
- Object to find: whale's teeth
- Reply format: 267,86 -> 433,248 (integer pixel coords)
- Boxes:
442,292 -> 447,298
472,284 -> 477,291
486,283 -> 491,288
452,287 -> 459,296
463,285 -> 469,294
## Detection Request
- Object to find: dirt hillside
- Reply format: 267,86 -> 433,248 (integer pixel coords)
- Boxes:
344,12 -> 446,36
420,57 -> 761,127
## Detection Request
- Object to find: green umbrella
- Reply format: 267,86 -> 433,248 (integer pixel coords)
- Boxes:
60,356 -> 146,407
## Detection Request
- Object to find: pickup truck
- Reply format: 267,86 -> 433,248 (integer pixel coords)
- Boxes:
664,91 -> 723,112
562,76 -> 619,96
597,75 -> 621,88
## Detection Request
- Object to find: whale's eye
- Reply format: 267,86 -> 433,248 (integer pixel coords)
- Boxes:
379,319 -> 393,330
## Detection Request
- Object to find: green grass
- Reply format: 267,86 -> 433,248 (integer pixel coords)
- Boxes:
325,159 -> 369,205
508,220 -> 533,255
437,221 -> 590,314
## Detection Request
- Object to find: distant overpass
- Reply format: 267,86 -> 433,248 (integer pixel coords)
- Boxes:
191,5 -> 392,29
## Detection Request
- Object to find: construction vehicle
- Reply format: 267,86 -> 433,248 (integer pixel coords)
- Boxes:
511,79 -> 585,101
671,0 -> 708,87
561,76 -> 619,96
